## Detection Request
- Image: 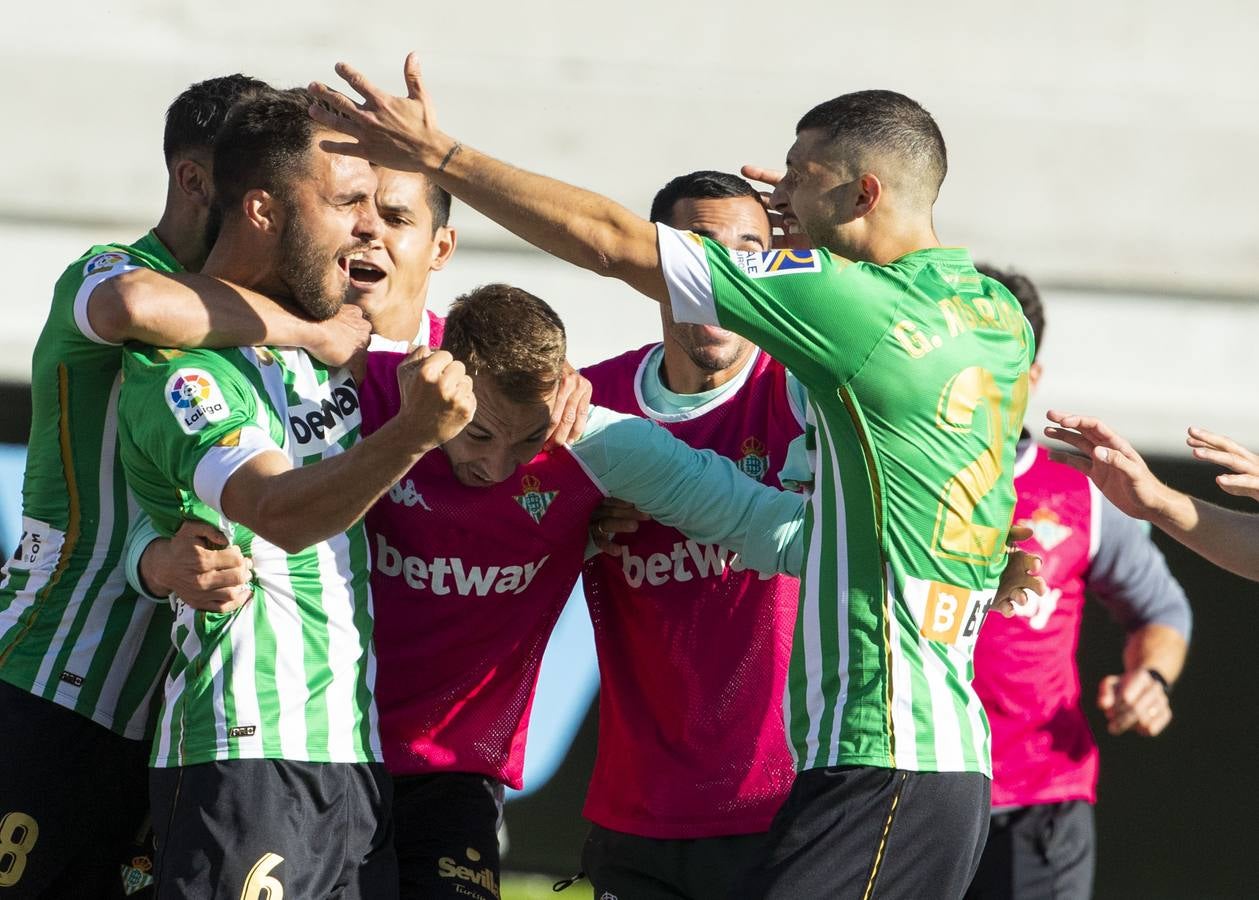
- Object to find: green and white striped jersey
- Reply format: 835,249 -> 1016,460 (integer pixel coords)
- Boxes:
659,225 -> 1033,776
118,344 -> 380,767
0,233 -> 179,740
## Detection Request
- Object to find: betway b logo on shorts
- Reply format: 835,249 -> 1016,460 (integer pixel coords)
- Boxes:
166,369 -> 229,434
375,534 -> 548,596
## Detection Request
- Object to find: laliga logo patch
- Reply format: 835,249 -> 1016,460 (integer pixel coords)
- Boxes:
84,251 -> 130,277
514,474 -> 558,525
732,248 -> 820,279
1021,509 -> 1072,551
736,436 -> 770,482
166,369 -> 230,434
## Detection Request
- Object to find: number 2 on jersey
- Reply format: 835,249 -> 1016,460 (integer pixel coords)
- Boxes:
931,366 -> 1028,563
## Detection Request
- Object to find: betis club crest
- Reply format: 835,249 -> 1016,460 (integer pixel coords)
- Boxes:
1022,508 -> 1073,551
514,474 -> 558,524
736,436 -> 770,481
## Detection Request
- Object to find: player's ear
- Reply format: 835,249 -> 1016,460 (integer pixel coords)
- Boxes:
1028,360 -> 1043,391
173,158 -> 213,210
243,189 -> 281,236
855,173 -> 882,218
429,226 -> 456,271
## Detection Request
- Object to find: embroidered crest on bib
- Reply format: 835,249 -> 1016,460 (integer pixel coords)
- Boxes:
514,474 -> 558,524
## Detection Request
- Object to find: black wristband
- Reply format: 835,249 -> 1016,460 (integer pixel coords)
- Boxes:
1147,668 -> 1172,697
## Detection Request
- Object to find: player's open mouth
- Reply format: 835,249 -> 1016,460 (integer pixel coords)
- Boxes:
348,259 -> 386,289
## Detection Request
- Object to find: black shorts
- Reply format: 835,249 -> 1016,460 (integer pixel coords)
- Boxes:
965,800 -> 1095,900
0,678 -> 154,899
582,823 -> 772,900
738,765 -> 991,900
392,772 -> 504,900
149,758 -> 395,899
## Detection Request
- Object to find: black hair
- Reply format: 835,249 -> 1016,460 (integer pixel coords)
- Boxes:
163,73 -> 269,164
796,90 -> 947,204
211,86 -> 324,219
648,170 -> 762,225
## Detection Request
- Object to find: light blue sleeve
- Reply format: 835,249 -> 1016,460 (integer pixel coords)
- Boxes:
123,508 -> 170,604
569,406 -> 804,576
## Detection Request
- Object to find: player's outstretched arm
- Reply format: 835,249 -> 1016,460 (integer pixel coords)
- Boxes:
220,348 -> 474,554
572,407 -> 805,574
1045,410 -> 1259,582
89,268 -> 371,367
308,53 -> 668,304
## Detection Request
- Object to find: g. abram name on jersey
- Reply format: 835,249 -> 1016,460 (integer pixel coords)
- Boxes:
374,534 -> 548,596
619,538 -> 773,588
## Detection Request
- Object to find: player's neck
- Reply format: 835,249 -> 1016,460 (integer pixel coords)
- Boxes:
200,228 -> 281,296
153,208 -> 208,273
659,339 -> 753,395
369,295 -> 428,345
864,218 -> 942,265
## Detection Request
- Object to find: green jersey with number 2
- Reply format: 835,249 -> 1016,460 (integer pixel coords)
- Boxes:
658,225 -> 1032,776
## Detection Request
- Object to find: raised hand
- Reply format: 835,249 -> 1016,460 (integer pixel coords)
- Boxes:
740,164 -> 811,250
1043,410 -> 1174,523
308,52 -> 455,174
1186,426 -> 1259,503
395,346 -> 477,450
545,363 -> 592,449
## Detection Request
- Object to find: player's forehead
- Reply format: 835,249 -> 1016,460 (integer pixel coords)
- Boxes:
786,128 -> 835,169
470,377 -> 553,437
670,196 -> 769,246
303,133 -> 377,200
375,169 -> 430,218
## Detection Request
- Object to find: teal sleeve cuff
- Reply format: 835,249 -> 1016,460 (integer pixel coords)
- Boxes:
124,510 -> 169,604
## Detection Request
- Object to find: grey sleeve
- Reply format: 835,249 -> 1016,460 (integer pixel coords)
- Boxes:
1088,493 -> 1193,642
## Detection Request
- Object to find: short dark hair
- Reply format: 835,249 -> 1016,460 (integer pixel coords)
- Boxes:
978,264 -> 1044,359
212,87 -> 324,220
442,284 -> 567,404
648,170 -> 762,225
163,74 -> 268,164
796,90 -> 947,204
426,181 -> 452,231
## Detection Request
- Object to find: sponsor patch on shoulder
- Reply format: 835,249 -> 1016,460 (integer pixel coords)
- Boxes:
166,368 -> 230,434
732,248 -> 820,278
83,251 -> 131,277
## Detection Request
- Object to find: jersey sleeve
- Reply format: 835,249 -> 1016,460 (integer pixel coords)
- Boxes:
656,224 -> 898,388
1087,492 -> 1194,641
121,350 -> 281,521
70,250 -> 144,345
569,405 -> 805,575
123,509 -> 168,604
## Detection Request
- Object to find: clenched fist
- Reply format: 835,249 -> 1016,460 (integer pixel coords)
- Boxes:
396,346 -> 476,450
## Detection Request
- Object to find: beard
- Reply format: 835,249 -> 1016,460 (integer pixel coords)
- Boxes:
276,209 -> 351,322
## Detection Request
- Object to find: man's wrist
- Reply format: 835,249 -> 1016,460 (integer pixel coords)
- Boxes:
1146,667 -> 1173,697
138,540 -> 174,597
374,414 -> 440,461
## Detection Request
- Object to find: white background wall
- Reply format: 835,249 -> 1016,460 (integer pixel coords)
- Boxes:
3,1 -> 1257,453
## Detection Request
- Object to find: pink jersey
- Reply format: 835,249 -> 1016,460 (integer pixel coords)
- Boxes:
973,442 -> 1100,808
580,346 -> 802,839
359,351 -> 604,788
